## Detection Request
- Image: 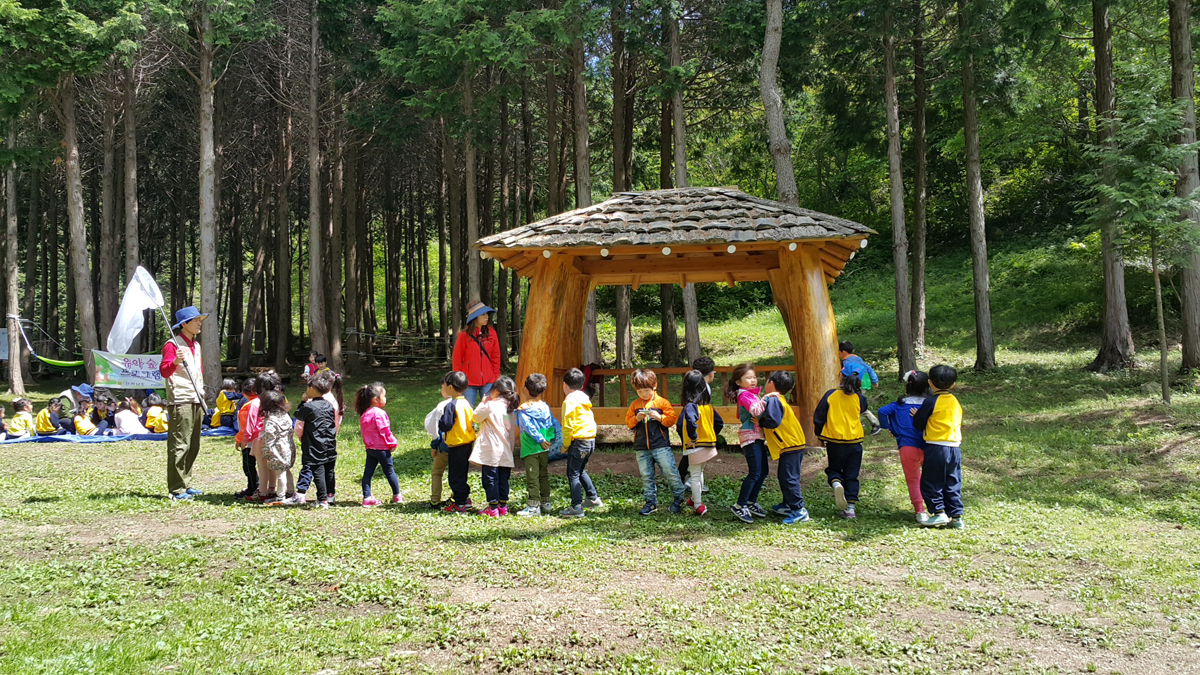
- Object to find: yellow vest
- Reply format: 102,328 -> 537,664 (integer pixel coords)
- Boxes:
74,410 -> 98,435
146,406 -> 169,433
682,404 -> 718,449
762,395 -> 806,460
8,411 -> 34,435
444,396 -> 477,447
922,392 -> 962,446
35,408 -> 58,434
818,389 -> 865,443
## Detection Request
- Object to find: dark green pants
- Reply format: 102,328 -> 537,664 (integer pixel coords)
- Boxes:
524,452 -> 551,505
167,403 -> 204,495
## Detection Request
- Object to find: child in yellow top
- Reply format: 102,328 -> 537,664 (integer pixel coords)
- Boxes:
814,364 -> 870,520
437,370 -> 476,513
142,394 -> 169,433
559,368 -> 600,518
675,370 -> 724,516
35,398 -> 68,436
73,399 -> 109,436
7,399 -> 35,439
752,370 -> 810,524
913,364 -> 964,529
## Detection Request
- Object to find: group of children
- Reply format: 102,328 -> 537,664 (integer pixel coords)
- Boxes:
0,390 -> 171,440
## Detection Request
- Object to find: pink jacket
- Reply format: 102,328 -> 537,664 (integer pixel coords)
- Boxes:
360,406 -> 398,451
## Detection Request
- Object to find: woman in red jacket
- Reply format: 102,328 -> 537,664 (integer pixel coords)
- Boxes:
453,301 -> 502,405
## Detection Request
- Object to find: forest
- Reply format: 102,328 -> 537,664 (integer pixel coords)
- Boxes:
1,0 -> 1199,397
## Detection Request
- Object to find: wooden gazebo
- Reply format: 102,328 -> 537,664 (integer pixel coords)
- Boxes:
476,187 -> 874,446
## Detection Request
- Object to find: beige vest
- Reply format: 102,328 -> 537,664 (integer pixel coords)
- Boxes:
166,335 -> 205,405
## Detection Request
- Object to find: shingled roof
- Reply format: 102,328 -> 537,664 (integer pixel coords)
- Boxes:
476,187 -> 874,250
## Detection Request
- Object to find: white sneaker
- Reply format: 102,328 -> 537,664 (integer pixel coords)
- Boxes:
832,480 -> 848,510
540,501 -> 552,514
283,494 -> 307,506
582,497 -> 604,508
915,511 -> 929,526
517,504 -> 541,517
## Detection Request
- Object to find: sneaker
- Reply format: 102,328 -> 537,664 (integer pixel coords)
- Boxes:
540,501 -> 552,514
245,491 -> 270,503
265,495 -> 287,506
870,424 -> 883,436
497,506 -> 509,516
362,497 -> 382,507
391,494 -> 404,504
326,495 -> 335,506
185,487 -> 204,496
479,506 -> 499,517
517,504 -> 542,517
686,497 -> 694,507
782,508 -> 811,525
771,503 -> 791,517
669,497 -> 684,514
461,499 -> 474,511
283,494 -> 307,506
559,505 -> 585,518
922,512 -> 950,527
234,488 -> 254,499
315,501 -> 329,510
695,504 -> 707,516
582,497 -> 604,509
839,504 -> 856,519
731,505 -> 755,524
747,503 -> 769,519
639,501 -> 658,516
444,502 -> 467,514
429,500 -> 448,510
168,492 -> 193,501
701,481 -> 709,494
915,511 -> 929,526
947,516 -> 964,529
832,480 -> 847,510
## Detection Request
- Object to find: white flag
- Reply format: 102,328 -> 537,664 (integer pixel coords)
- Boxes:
107,266 -> 166,354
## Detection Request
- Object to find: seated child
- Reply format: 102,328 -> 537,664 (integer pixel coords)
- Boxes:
913,365 -> 964,529
437,371 -> 476,513
514,373 -> 559,516
423,387 -> 454,509
753,371 -> 810,524
7,399 -> 35,439
878,370 -> 930,524
141,394 -> 169,433
35,398 -> 69,436
114,400 -> 150,435
73,398 -> 109,436
209,378 -> 245,429
814,365 -> 870,519
92,398 -> 118,431
625,369 -> 686,516
559,368 -> 601,518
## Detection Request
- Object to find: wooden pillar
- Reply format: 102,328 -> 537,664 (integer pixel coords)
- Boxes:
551,272 -> 594,406
516,253 -> 574,401
768,244 -> 840,446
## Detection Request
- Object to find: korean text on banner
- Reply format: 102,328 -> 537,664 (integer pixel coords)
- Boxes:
93,351 -> 164,389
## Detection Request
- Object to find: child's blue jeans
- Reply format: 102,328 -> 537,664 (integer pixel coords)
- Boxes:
566,440 -> 597,508
362,449 -> 400,498
738,440 -> 770,506
636,446 -> 686,504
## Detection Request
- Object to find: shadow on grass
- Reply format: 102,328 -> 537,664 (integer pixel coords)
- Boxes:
23,495 -> 60,503
86,491 -> 161,501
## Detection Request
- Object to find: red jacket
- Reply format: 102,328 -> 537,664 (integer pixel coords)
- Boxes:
452,328 -> 501,387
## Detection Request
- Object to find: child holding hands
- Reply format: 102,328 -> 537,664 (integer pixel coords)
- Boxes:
913,365 -> 965,529
878,370 -> 930,524
727,364 -> 768,523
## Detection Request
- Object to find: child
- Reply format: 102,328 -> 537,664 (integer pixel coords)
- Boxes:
93,398 -> 117,431
423,390 -> 454,509
471,376 -> 519,516
726,364 -> 768,523
234,379 -> 259,499
560,367 -> 601,517
625,369 -> 686,516
302,351 -> 319,383
7,399 -> 35,439
35,398 -> 69,436
356,382 -> 403,507
753,371 -> 809,524
913,365 -> 964,529
677,356 -> 716,493
314,353 -> 331,377
141,394 -> 169,433
839,341 -> 879,391
257,390 -> 296,505
247,372 -> 284,502
814,365 -> 870,519
514,373 -> 559,516
676,370 -> 724,516
294,371 -> 340,509
114,400 -> 150,435
210,378 -> 244,429
73,398 -> 107,436
437,370 -> 477,513
878,371 -> 930,524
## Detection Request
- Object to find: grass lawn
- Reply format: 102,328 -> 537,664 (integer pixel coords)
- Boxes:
3,248 -> 1200,674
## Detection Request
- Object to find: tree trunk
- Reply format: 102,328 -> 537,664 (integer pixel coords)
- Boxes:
275,107 -> 292,371
669,12 -> 700,363
960,0 -> 996,371
464,73 -> 480,304
61,76 -> 99,378
910,0 -> 927,354
445,122 -> 462,336
572,37 -> 600,367
1171,0 -> 1200,371
239,179 -> 270,372
660,284 -> 680,365
885,11 -> 916,374
438,132 -> 449,356
345,134 -> 360,372
48,180 -> 59,354
197,5 -> 220,394
612,1 -> 628,193
307,0 -> 328,358
761,0 -> 798,206
545,70 -> 560,216
6,122 -> 24,393
99,91 -> 119,343
659,99 -> 672,189
497,88 -> 511,364
124,66 -> 139,283
1153,238 -> 1170,403
327,109 -> 344,372
22,166 -> 39,379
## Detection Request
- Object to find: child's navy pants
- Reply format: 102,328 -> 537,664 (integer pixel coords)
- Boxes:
825,442 -> 863,503
921,443 -> 963,517
777,449 -> 806,512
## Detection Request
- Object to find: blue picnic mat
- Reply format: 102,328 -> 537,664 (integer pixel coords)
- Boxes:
0,427 -> 237,444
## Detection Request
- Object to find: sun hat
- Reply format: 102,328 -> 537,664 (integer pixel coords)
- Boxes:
172,306 -> 210,330
71,383 -> 95,399
465,301 -> 495,325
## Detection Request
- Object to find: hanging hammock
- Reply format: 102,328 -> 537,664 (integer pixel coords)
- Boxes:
6,315 -> 86,372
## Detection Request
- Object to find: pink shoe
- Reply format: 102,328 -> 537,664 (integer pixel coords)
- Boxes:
479,506 -> 499,517
362,497 -> 382,507
497,506 -> 509,516
391,494 -> 404,504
